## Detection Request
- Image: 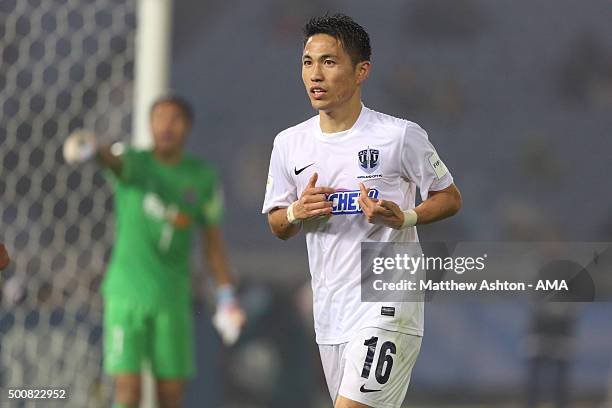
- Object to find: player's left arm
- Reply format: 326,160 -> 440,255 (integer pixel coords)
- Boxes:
414,183 -> 462,224
201,225 -> 246,345
359,182 -> 461,229
201,226 -> 232,286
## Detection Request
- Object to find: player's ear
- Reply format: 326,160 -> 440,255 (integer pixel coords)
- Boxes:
355,60 -> 371,84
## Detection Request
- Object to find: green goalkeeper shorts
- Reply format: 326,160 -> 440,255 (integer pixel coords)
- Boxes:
103,299 -> 195,379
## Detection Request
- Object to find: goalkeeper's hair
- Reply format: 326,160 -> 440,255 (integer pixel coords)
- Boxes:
303,13 -> 371,66
150,95 -> 194,125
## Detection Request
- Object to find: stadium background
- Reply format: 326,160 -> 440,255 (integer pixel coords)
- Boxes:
1,0 -> 611,407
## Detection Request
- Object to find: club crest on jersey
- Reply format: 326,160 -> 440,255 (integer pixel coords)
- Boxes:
358,147 -> 380,173
328,188 -> 379,215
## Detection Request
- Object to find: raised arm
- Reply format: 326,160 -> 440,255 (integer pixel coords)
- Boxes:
96,143 -> 123,175
63,130 -> 124,175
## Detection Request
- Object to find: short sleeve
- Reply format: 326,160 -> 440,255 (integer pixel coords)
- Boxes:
261,138 -> 297,214
400,123 -> 454,201
198,168 -> 224,226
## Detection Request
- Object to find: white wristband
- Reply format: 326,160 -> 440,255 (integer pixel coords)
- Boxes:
401,209 -> 418,229
286,202 -> 301,225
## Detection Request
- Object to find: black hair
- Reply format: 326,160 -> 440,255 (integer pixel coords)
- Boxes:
150,95 -> 194,125
303,13 -> 371,65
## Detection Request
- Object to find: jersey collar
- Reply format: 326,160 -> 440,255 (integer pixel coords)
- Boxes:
314,103 -> 369,143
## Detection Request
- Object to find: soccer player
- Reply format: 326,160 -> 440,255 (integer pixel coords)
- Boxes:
64,96 -> 245,408
262,14 -> 462,408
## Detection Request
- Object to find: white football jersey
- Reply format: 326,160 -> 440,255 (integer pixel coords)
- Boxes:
262,106 -> 454,344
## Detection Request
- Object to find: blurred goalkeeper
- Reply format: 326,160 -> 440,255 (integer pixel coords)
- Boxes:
64,95 -> 245,408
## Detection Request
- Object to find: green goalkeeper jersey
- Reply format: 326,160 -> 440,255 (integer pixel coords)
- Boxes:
102,148 -> 223,307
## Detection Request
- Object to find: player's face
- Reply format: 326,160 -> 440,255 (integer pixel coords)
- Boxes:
302,34 -> 369,113
150,102 -> 190,154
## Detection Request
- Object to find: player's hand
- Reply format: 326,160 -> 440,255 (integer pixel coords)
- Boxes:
0,243 -> 10,271
213,301 -> 246,346
358,183 -> 405,229
63,129 -> 98,164
291,173 -> 335,221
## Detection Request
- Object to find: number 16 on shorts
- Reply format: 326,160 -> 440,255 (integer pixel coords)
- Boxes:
341,328 -> 422,407
361,336 -> 396,386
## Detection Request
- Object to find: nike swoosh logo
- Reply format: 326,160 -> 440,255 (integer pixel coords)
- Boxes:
294,163 -> 315,175
360,385 -> 381,393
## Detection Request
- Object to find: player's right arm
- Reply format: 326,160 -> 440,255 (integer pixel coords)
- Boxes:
263,136 -> 334,240
268,208 -> 301,240
267,172 -> 334,240
63,130 -> 124,175
96,144 -> 123,175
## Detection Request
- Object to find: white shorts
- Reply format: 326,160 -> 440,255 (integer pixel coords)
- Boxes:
319,327 -> 422,408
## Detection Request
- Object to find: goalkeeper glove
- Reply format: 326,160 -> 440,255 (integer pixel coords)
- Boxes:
212,285 -> 246,346
63,129 -> 98,164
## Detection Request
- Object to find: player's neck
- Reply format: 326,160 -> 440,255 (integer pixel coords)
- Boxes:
153,148 -> 183,165
318,95 -> 363,134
